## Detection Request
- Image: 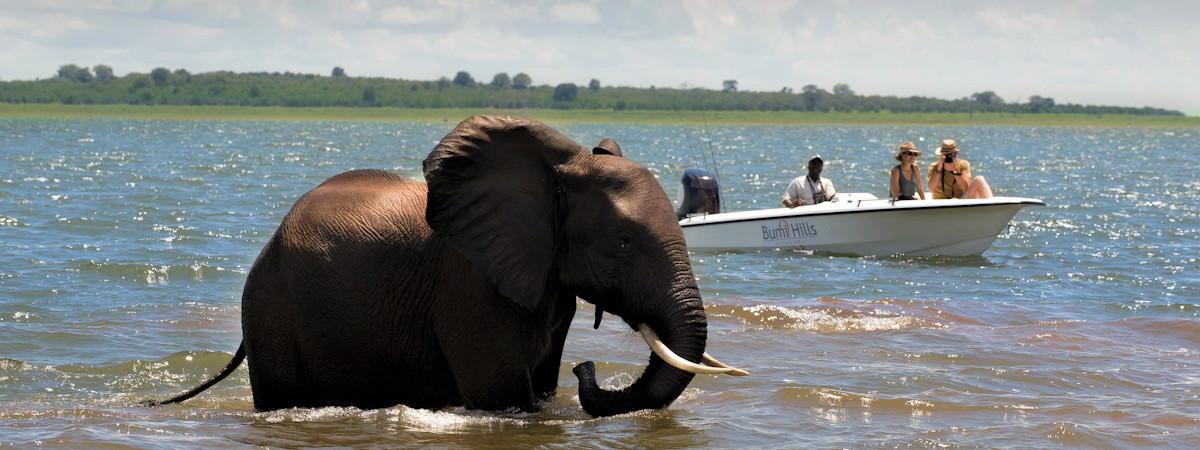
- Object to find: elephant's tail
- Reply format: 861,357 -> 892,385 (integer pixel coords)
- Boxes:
139,342 -> 246,407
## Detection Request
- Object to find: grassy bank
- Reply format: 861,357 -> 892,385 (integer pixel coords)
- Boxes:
1,103 -> 1196,127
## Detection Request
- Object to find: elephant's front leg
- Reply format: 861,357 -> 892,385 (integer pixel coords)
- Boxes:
532,295 -> 576,400
436,308 -> 543,411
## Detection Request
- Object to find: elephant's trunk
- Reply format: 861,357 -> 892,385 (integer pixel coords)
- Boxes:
573,263 -> 707,417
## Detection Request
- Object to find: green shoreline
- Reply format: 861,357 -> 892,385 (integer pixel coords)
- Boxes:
2,103 -> 1196,127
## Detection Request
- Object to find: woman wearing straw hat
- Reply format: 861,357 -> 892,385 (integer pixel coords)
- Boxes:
890,142 -> 926,200
927,139 -> 993,199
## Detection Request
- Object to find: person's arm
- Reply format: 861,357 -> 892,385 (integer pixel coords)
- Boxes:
824,179 -> 837,201
927,162 -> 940,195
915,164 -> 926,200
951,160 -> 970,191
782,179 -> 801,208
890,167 -> 900,199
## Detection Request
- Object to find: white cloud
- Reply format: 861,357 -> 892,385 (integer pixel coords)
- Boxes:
549,3 -> 600,24
12,0 -> 154,14
379,5 -> 442,25
976,8 -> 1059,36
344,0 -> 370,12
0,13 -> 91,39
157,0 -> 242,21
324,31 -> 352,50
260,0 -> 302,28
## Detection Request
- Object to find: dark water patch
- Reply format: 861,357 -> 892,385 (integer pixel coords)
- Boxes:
1145,412 -> 1200,427
860,253 -> 998,268
8,330 -> 98,347
1040,421 -> 1168,448
1014,328 -> 1096,351
106,301 -> 240,317
1111,316 -> 1200,347
1067,368 -> 1152,392
48,215 -> 125,236
1104,300 -> 1200,315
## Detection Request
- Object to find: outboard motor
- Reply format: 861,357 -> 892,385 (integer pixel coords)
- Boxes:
676,168 -> 721,219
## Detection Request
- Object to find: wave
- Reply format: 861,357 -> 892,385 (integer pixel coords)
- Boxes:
704,297 -> 973,332
0,351 -> 246,399
243,404 -> 543,432
70,259 -> 239,284
1039,421 -> 1168,448
0,357 -> 36,371
1109,316 -> 1200,346
0,214 -> 27,227
0,302 -> 50,323
772,384 -> 1038,415
239,386 -> 686,431
55,350 -> 240,377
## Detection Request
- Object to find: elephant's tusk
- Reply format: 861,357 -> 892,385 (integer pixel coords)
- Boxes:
701,352 -> 749,376
637,324 -> 749,376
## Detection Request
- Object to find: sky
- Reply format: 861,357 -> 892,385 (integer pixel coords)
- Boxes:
2,0 -> 1197,114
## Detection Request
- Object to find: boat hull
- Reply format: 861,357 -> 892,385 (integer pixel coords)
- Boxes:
680,196 -> 1043,256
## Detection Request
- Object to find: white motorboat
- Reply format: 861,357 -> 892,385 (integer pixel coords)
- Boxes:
674,170 -> 1044,256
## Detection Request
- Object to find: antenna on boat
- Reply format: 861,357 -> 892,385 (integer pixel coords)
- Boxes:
699,109 -> 725,213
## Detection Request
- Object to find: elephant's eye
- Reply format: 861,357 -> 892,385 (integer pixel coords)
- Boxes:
616,235 -> 634,255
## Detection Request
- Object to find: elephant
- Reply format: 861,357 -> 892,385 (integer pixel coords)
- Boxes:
142,115 -> 745,417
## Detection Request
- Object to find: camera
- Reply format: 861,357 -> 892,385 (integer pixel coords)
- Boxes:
944,154 -> 954,163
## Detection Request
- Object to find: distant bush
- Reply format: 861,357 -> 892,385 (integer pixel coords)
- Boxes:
0,65 -> 1183,116
150,68 -> 171,86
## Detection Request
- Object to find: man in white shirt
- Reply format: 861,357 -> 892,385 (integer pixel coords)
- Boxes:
782,155 -> 837,208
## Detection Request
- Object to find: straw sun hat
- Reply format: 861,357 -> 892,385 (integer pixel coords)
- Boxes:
894,142 -> 921,161
935,139 -> 960,156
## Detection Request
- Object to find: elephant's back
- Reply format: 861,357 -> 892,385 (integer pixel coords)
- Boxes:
279,169 -> 432,250
314,168 -> 408,190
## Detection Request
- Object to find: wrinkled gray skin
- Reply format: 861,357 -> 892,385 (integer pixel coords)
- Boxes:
145,116 -> 707,417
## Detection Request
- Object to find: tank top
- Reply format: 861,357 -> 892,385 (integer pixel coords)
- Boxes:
895,164 -> 917,199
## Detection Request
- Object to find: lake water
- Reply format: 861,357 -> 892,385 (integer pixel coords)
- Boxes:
1,118 -> 1197,448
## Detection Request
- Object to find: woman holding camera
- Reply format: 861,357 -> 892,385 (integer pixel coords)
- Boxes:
927,139 -> 993,199
890,142 -> 926,200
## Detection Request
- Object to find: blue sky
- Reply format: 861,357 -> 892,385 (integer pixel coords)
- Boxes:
2,0 -> 1196,114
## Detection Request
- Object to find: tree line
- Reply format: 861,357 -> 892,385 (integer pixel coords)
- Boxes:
0,63 -> 1182,116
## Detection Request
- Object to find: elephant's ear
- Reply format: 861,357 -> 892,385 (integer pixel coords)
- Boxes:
592,138 -> 623,157
422,116 -> 582,311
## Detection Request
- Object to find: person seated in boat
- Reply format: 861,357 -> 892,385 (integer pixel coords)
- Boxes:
927,139 -> 993,199
782,155 -> 837,208
890,142 -> 926,200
